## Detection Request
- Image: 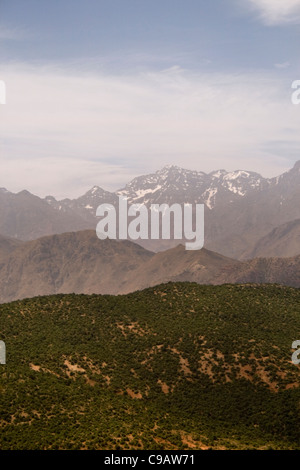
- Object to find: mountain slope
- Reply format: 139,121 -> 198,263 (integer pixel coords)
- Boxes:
121,244 -> 241,293
1,283 -> 300,449
0,234 -> 22,257
227,255 -> 300,288
122,245 -> 300,292
0,188 -> 92,240
243,219 -> 300,259
0,230 -> 153,303
0,230 -> 299,303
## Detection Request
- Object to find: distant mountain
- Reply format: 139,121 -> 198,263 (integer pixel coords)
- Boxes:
0,187 -> 91,240
0,233 -> 22,257
122,244 -> 300,292
56,160 -> 300,258
0,230 -> 153,303
227,255 -> 300,288
45,186 -> 117,224
203,160 -> 300,258
0,161 -> 299,258
121,244 -> 241,293
242,219 -> 300,259
116,164 -> 270,208
0,230 -> 298,303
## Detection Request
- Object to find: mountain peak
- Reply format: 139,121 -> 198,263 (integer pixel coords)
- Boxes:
83,185 -> 107,197
157,165 -> 183,176
17,190 -> 32,197
292,160 -> 300,171
160,164 -> 182,170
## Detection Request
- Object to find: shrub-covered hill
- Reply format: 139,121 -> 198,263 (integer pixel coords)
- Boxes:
0,283 -> 300,450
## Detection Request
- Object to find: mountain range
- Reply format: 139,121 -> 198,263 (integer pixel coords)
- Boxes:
0,230 -> 298,304
0,161 -> 299,259
1,162 -> 299,449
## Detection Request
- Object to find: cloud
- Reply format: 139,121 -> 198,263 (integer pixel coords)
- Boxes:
274,62 -> 290,69
0,62 -> 299,198
244,0 -> 300,25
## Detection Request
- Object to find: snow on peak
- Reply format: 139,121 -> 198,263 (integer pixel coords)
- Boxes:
132,186 -> 162,200
223,170 -> 250,181
159,164 -> 182,171
204,187 -> 218,209
91,186 -> 100,194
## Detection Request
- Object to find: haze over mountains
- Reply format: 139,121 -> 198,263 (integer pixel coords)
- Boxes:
1,164 -> 299,449
0,230 -> 299,304
0,161 -> 299,259
0,161 -> 299,303
243,218 -> 300,259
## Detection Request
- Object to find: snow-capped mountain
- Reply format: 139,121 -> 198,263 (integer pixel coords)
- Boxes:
45,186 -> 118,223
41,161 -> 299,217
116,165 -> 270,209
0,161 -> 299,259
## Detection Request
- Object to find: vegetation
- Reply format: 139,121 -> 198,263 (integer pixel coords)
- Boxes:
0,282 -> 300,450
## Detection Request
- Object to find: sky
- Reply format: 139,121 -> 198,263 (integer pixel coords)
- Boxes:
0,0 -> 300,198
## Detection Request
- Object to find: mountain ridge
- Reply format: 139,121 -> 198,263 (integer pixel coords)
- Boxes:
0,229 -> 298,303
0,160 -> 299,259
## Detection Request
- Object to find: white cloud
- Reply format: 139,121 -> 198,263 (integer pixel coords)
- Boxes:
0,62 -> 299,198
274,62 -> 290,69
244,0 -> 300,25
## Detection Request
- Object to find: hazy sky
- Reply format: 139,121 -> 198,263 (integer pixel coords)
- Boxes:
0,0 -> 300,198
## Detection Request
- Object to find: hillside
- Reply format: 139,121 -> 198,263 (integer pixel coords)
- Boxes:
227,256 -> 300,288
0,230 -> 153,303
122,246 -> 300,291
0,283 -> 299,450
121,244 -> 241,292
0,234 -> 22,257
